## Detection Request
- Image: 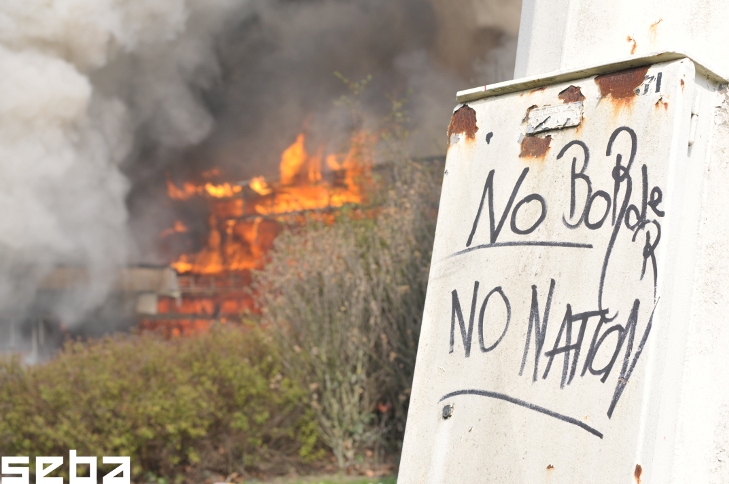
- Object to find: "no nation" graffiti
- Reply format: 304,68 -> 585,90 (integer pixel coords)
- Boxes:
442,126 -> 663,439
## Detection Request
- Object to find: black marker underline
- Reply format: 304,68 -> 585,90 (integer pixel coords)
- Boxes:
448,241 -> 593,258
439,389 -> 603,439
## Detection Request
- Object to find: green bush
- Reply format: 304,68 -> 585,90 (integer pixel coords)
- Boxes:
0,326 -> 319,481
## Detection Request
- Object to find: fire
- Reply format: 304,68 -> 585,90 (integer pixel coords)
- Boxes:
249,176 -> 272,196
167,180 -> 198,200
167,180 -> 243,199
204,182 -> 242,198
163,132 -> 370,275
159,220 -> 188,239
148,131 -> 371,334
280,133 -> 308,185
326,154 -> 341,171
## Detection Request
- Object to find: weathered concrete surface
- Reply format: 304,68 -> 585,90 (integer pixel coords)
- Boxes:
670,89 -> 729,484
515,0 -> 729,80
398,57 -> 729,483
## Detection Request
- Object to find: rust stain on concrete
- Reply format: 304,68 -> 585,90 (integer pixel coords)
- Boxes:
448,105 -> 478,144
594,66 -> 650,104
634,464 -> 642,483
655,97 -> 668,111
649,18 -> 663,41
520,135 -> 552,159
558,85 -> 585,103
627,36 -> 637,54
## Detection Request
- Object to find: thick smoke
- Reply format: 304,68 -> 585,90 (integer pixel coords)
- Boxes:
0,0 -> 248,339
0,0 -> 520,342
129,0 -> 522,262
161,0 -> 522,178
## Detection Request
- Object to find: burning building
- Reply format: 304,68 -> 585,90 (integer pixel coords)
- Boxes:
0,0 -> 521,356
145,131 -> 372,335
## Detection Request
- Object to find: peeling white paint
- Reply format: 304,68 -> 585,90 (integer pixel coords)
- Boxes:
526,102 -> 582,134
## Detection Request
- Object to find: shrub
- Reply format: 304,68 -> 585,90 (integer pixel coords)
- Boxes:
252,158 -> 441,469
0,326 -> 318,481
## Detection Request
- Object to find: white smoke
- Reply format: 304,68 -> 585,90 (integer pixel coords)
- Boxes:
0,0 -> 247,328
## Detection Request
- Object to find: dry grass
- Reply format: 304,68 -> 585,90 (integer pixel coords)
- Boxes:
252,159 -> 441,469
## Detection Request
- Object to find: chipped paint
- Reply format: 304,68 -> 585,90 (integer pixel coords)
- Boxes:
447,105 -> 478,145
523,104 -> 538,122
655,96 -> 669,110
526,102 -> 583,134
546,464 -> 554,470
634,464 -> 642,483
558,85 -> 585,103
594,66 -> 650,103
519,134 -> 551,158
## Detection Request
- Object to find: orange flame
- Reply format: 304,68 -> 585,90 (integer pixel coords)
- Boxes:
280,134 -> 308,186
204,182 -> 242,198
202,168 -> 220,179
309,148 -> 323,183
326,154 -> 341,171
164,132 -> 370,275
151,130 -> 372,335
167,180 -> 198,200
159,220 -> 188,239
249,176 -> 272,196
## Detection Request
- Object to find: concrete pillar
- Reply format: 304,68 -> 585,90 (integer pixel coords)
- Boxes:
511,3 -> 729,481
399,1 -> 729,482
515,0 -> 729,79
